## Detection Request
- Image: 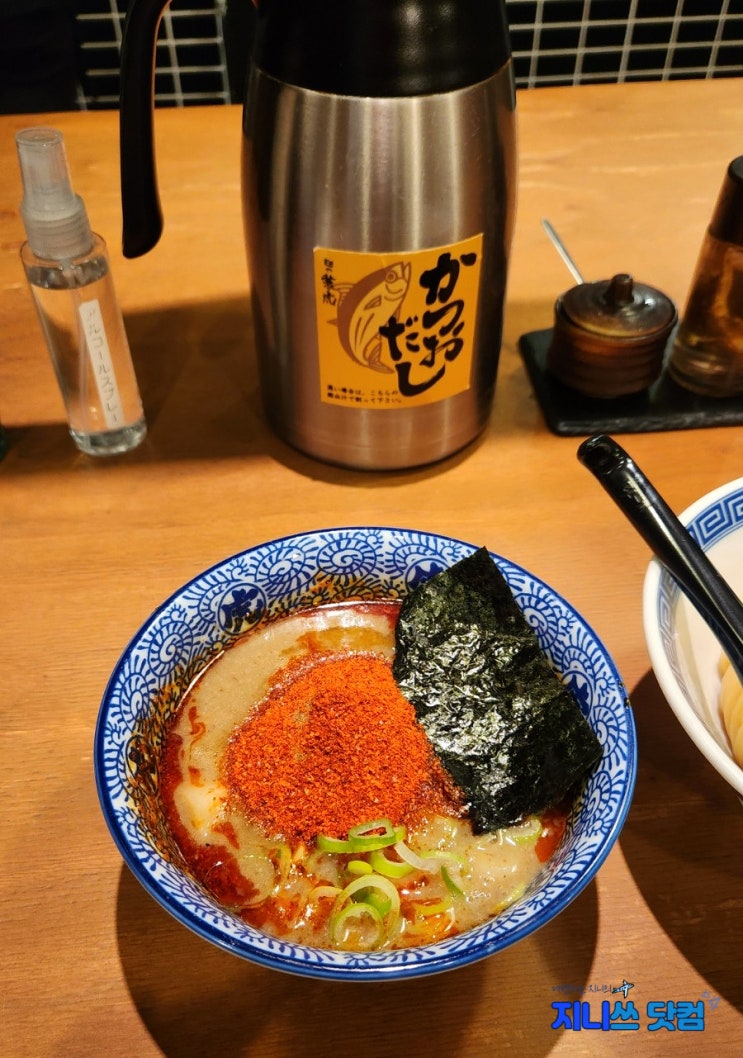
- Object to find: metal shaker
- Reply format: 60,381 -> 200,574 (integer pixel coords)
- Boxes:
119,0 -> 517,469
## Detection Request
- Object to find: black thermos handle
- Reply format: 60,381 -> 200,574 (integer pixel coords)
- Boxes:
119,0 -> 171,258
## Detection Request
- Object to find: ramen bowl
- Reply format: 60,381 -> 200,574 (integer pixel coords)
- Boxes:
643,478 -> 743,798
95,527 -> 636,980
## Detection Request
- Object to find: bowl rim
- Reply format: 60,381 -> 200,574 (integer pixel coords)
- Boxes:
642,477 -> 743,796
95,525 -> 637,980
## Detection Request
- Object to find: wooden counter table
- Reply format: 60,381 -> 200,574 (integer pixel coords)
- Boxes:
1,78 -> 742,1057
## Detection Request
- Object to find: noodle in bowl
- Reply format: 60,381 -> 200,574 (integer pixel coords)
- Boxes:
95,527 -> 636,980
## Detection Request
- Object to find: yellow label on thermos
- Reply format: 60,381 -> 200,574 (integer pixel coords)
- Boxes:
314,235 -> 483,409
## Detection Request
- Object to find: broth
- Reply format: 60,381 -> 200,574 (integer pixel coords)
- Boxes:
160,600 -> 567,951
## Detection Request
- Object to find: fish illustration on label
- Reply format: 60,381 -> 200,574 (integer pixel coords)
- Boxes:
333,262 -> 411,374
315,235 -> 483,410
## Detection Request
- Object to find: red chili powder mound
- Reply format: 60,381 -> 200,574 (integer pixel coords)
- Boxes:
222,651 -> 461,844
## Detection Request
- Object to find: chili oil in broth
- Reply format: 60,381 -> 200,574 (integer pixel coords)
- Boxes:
159,600 -> 568,951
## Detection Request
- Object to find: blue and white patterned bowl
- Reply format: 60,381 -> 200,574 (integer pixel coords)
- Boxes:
95,527 -> 636,980
643,479 -> 743,798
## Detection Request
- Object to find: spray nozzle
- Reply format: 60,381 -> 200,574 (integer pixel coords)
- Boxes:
16,127 -> 93,261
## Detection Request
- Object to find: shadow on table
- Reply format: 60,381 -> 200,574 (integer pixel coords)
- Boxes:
114,862 -> 599,1058
621,669 -> 743,1013
0,297 -> 484,483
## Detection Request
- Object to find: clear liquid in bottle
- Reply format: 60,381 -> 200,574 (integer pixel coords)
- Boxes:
668,234 -> 743,397
22,239 -> 147,455
668,156 -> 743,399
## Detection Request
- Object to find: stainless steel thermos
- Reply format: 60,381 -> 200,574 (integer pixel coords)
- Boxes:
119,0 -> 517,469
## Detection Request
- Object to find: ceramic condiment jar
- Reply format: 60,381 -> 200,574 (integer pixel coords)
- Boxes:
547,273 -> 677,399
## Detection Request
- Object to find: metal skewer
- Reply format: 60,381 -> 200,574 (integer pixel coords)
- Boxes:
541,218 -> 586,285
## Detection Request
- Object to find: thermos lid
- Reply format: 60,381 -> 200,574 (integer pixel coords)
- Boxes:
559,274 -> 676,339
253,0 -> 512,97
709,156 -> 743,246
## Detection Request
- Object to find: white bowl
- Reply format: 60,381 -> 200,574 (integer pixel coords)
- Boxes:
96,527 -> 636,980
643,478 -> 743,797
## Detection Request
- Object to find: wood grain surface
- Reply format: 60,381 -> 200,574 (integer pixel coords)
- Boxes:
1,78 -> 742,1057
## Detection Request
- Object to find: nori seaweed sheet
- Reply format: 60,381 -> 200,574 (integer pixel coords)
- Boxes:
392,548 -> 602,831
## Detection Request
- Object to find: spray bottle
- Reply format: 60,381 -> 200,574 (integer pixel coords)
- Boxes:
16,127 -> 146,455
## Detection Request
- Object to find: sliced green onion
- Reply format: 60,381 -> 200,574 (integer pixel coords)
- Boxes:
317,819 -> 404,854
316,834 -> 355,854
393,840 -> 445,873
331,902 -> 384,950
308,884 -> 343,900
272,843 -> 292,884
413,892 -> 452,917
441,865 -> 465,897
330,873 -> 401,950
358,888 -> 392,917
333,874 -> 400,933
422,850 -> 464,866
347,859 -> 373,876
424,851 -> 466,895
346,819 -> 405,850
349,819 -> 392,838
302,848 -> 342,888
338,873 -> 401,908
235,852 -> 277,907
505,816 -> 542,846
369,848 -> 414,879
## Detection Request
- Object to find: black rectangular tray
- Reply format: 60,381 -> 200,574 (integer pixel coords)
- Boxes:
519,328 -> 743,436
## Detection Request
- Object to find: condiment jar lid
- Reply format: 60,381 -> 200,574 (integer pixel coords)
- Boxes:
559,273 -> 676,339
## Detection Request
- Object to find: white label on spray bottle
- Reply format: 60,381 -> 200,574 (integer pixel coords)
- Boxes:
78,298 -> 125,429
